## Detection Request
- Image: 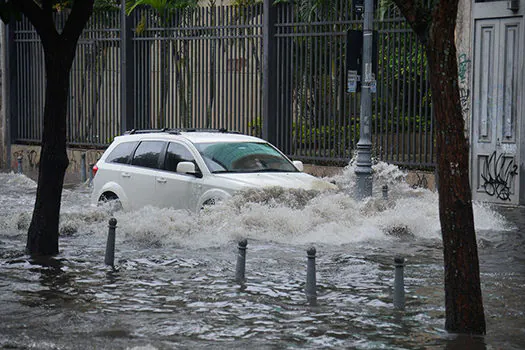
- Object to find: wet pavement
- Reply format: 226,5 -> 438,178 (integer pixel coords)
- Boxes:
0,164 -> 523,349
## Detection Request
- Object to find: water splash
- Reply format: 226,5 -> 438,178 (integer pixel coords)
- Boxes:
0,163 -> 511,250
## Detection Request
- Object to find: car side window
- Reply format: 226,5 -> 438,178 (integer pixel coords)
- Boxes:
164,142 -> 196,172
106,141 -> 138,164
131,141 -> 165,169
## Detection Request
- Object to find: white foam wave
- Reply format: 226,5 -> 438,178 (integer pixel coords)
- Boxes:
0,163 -> 512,249
0,172 -> 38,190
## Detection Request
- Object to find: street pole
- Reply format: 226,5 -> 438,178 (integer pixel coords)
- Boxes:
354,0 -> 374,200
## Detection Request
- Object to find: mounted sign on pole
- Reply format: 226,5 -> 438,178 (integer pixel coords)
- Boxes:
346,29 -> 378,93
346,30 -> 362,93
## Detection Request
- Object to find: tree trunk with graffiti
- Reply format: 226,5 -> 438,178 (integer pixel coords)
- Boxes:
393,0 -> 486,334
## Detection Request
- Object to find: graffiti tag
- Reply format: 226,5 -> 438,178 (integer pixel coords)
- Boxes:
411,172 -> 429,189
458,53 -> 471,115
481,151 -> 518,201
458,54 -> 470,82
459,87 -> 470,114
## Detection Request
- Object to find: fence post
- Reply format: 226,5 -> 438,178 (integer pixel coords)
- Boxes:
89,163 -> 95,184
80,153 -> 87,183
105,218 -> 117,267
273,3 -> 294,154
306,247 -> 317,305
16,156 -> 22,174
5,22 -> 17,169
382,184 -> 389,200
394,256 -> 405,310
262,0 -> 277,146
120,0 -> 134,133
235,239 -> 248,284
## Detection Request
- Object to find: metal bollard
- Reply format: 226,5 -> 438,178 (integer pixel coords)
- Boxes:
394,256 -> 405,310
80,153 -> 87,183
382,184 -> 389,200
17,156 -> 23,174
105,218 -> 118,267
235,239 -> 248,284
306,247 -> 317,305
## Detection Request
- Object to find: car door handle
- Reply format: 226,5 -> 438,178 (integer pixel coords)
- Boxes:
157,178 -> 167,184
121,172 -> 131,178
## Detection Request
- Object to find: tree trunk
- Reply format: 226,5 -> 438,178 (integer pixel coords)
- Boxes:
426,3 -> 486,334
26,46 -> 73,256
15,0 -> 94,257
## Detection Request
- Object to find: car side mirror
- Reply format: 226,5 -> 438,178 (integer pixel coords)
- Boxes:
292,160 -> 304,172
177,161 -> 197,175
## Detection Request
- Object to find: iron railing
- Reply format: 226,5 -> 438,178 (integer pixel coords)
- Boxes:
8,2 -> 435,168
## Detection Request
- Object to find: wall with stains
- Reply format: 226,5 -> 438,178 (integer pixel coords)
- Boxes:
9,145 -> 105,185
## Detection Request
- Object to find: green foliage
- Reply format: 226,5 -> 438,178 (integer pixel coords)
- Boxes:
372,112 -> 432,133
272,0 -> 337,22
232,0 -> 261,6
293,120 -> 360,150
94,0 -> 120,11
126,0 -> 197,17
249,116 -> 359,151
247,117 -> 263,138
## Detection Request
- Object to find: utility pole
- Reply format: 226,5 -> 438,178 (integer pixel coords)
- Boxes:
354,0 -> 375,200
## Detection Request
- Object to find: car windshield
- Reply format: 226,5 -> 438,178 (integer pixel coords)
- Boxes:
194,142 -> 298,173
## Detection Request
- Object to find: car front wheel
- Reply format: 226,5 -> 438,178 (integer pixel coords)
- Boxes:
98,192 -> 122,212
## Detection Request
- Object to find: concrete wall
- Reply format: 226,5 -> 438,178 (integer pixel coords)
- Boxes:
10,145 -> 105,185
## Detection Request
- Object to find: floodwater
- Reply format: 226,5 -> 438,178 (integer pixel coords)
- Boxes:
0,163 -> 524,349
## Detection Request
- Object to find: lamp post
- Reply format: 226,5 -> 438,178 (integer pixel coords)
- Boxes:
354,0 -> 375,200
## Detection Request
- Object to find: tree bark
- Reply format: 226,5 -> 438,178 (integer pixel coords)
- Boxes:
26,52 -> 70,256
392,0 -> 486,334
17,0 -> 95,256
425,2 -> 486,334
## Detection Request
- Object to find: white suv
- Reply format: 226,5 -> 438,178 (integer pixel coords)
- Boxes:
91,129 -> 336,212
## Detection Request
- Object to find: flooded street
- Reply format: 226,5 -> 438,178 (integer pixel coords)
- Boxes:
0,164 -> 524,349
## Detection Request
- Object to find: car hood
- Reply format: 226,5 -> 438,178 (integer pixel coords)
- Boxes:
213,172 -> 337,191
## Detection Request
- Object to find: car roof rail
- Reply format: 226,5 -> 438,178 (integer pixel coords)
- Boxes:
180,128 -> 241,134
124,128 -> 181,135
123,128 -> 240,135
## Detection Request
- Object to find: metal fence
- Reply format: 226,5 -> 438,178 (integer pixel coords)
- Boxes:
272,2 -> 433,166
129,5 -> 263,134
8,2 -> 435,168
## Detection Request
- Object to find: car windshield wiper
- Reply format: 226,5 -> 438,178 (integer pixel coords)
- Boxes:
246,169 -> 295,173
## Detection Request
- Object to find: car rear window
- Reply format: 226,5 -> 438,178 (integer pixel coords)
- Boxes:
131,141 -> 165,169
106,141 -> 138,164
